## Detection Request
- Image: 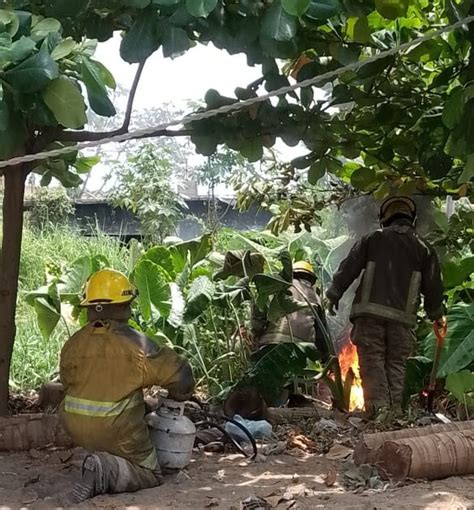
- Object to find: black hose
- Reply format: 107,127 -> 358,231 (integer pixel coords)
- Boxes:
195,420 -> 250,458
195,413 -> 258,460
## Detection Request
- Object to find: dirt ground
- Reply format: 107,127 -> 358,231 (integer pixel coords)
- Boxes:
1,447 -> 473,510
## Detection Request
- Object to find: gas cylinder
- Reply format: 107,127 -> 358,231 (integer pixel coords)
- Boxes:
145,398 -> 196,470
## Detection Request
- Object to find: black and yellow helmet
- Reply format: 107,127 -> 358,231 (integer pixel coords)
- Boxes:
379,196 -> 417,227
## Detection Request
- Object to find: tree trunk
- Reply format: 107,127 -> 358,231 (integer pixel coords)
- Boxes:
0,166 -> 27,415
375,430 -> 474,480
354,420 -> 474,465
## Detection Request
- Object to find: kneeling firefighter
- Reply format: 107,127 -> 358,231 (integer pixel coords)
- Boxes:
226,261 -> 329,414
326,196 -> 445,417
59,269 -> 195,503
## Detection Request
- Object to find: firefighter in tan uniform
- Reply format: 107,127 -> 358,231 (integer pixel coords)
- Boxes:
59,269 -> 195,503
326,197 -> 445,416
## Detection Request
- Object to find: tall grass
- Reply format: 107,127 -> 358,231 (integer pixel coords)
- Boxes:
11,226 -> 127,390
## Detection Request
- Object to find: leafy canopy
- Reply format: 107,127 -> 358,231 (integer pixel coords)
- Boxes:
0,0 -> 472,203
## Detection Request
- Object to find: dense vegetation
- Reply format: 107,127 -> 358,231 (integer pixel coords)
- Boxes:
0,0 -> 473,414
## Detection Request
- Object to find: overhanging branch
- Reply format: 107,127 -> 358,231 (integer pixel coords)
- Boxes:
57,59 -> 147,143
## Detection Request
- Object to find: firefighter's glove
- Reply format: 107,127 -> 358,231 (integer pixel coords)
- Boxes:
324,298 -> 338,316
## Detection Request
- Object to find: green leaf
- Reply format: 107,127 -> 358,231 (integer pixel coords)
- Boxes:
169,233 -> 213,272
92,60 -> 116,89
9,36 -> 36,64
169,282 -> 185,327
143,246 -> 176,278
185,0 -> 218,18
459,154 -> 474,184
42,77 -> 87,129
350,167 -> 377,190
402,356 -> 432,409
253,274 -> 292,296
50,37 -> 76,61
153,0 -> 181,4
5,49 -> 59,93
375,0 -> 409,19
306,0 -> 341,19
282,0 -> 310,17
183,275 -> 215,322
133,260 -> 172,321
124,0 -> 151,6
443,86 -> 474,130
44,0 -> 88,17
0,100 -> 9,131
308,160 -> 326,184
261,1 -> 297,42
120,7 -> 160,63
240,138 -> 263,162
0,102 -> 26,159
0,10 -> 19,37
81,58 -> 116,117
214,251 -> 265,280
424,303 -> 474,377
445,371 -> 474,407
31,17 -> 61,41
74,155 -> 100,174
33,296 -> 61,340
346,16 -> 371,43
162,25 -> 191,59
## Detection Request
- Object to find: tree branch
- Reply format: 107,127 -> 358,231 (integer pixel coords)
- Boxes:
56,60 -> 147,143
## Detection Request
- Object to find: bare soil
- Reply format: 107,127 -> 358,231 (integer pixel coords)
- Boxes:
0,447 -> 473,510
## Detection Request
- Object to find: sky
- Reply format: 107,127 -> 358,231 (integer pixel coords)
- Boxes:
82,34 -> 321,196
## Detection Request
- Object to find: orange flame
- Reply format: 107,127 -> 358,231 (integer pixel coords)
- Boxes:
338,340 -> 364,411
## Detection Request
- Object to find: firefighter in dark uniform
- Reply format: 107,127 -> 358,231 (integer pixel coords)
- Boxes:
326,196 -> 445,416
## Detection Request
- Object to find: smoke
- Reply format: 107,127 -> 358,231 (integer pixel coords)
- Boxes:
327,195 -> 437,343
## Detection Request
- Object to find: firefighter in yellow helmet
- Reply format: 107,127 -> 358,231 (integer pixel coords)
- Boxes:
244,260 -> 328,407
326,196 -> 445,417
59,269 -> 195,504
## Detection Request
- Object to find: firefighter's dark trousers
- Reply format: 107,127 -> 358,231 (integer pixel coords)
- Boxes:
351,316 -> 415,413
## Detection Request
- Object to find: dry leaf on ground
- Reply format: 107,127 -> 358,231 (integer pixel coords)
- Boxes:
326,444 -> 352,460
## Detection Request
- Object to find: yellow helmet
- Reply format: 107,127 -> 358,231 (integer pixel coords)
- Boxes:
293,261 -> 316,280
81,268 -> 137,307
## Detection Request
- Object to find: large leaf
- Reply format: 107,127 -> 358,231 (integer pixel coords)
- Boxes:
34,297 -> 61,340
133,260 -> 171,321
424,303 -> 474,377
185,0 -> 218,18
169,234 -> 212,272
183,276 -> 215,322
81,58 -> 116,117
42,77 -> 87,129
213,250 -> 265,280
445,371 -> 474,407
402,356 -> 432,409
4,49 -> 59,93
305,0 -> 341,19
143,246 -> 176,278
261,1 -> 297,42
253,274 -> 292,296
169,282 -> 185,327
282,0 -> 310,17
375,0 -> 409,19
120,7 -> 160,63
9,36 -> 36,63
162,25 -> 191,59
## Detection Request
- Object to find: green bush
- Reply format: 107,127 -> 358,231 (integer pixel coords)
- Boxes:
28,188 -> 74,231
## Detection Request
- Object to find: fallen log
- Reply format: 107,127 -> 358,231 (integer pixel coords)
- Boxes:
354,420 -> 474,465
0,413 -> 72,451
268,405 -> 329,424
375,430 -> 474,480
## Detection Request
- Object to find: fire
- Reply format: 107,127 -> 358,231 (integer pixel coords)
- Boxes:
338,340 -> 365,411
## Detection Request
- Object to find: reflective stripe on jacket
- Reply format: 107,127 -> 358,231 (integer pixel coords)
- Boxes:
59,320 -> 195,470
327,220 -> 444,327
